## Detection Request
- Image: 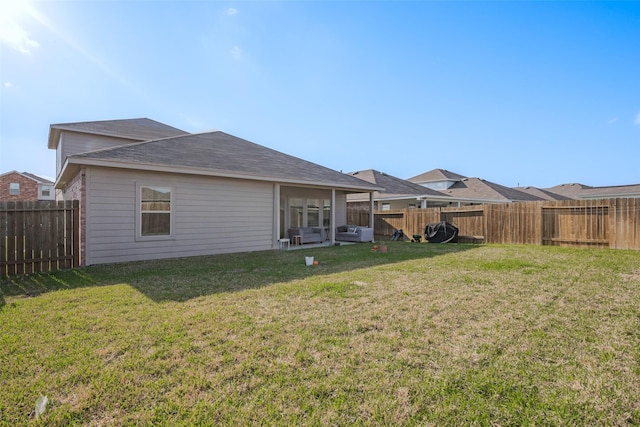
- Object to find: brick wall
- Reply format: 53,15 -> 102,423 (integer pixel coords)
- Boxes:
0,172 -> 40,201
63,167 -> 86,266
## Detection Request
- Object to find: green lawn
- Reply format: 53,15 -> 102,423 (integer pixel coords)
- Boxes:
1,243 -> 639,426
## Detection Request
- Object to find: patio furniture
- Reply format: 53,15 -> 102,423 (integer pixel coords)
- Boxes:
335,225 -> 374,242
288,227 -> 323,244
278,238 -> 290,250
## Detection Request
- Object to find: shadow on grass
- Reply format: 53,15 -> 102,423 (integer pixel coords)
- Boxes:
0,242 -> 478,305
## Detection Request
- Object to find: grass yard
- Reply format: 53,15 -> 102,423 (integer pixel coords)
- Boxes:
1,243 -> 640,426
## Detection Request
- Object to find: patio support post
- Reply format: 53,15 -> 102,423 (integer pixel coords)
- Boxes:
330,189 -> 336,244
369,192 -> 374,229
273,183 -> 280,248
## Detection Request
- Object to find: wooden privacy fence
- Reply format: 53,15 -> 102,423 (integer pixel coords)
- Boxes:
348,198 -> 640,250
1,200 -> 80,277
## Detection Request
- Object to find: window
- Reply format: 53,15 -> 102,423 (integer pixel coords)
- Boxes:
307,199 -> 320,227
139,186 -> 172,237
285,196 -> 331,229
382,203 -> 390,211
9,183 -> 19,195
41,185 -> 51,197
323,200 -> 331,226
289,198 -> 304,228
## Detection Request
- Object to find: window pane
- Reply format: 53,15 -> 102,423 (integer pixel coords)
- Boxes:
289,198 -> 303,228
323,199 -> 331,226
140,186 -> 171,236
142,187 -> 171,202
142,213 -> 171,235
307,199 -> 319,227
9,183 -> 19,195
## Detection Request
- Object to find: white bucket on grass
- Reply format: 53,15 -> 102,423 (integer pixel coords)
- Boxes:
305,256 -> 314,266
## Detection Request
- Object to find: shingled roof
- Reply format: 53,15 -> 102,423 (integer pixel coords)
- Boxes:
578,184 -> 640,198
347,169 -> 451,202
48,118 -> 188,149
0,171 -> 53,184
407,168 -> 467,184
512,186 -> 572,201
58,131 -> 381,191
543,183 -> 593,199
441,178 -> 544,202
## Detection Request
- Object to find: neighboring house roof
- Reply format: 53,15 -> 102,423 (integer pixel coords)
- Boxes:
441,178 -> 544,202
512,186 -> 572,201
347,169 -> 451,202
544,183 -> 593,199
573,184 -> 640,199
0,170 -> 53,184
407,168 -> 467,184
57,131 -> 382,192
542,183 -> 640,199
48,118 -> 189,149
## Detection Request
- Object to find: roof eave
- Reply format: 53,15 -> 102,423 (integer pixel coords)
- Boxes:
47,127 -> 61,149
48,124 -> 150,148
58,158 -> 383,192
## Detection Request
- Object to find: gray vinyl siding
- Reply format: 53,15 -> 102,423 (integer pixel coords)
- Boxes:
58,132 -> 138,177
84,167 -> 274,265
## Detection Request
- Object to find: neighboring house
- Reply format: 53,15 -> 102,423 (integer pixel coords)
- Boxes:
50,118 -> 381,266
347,168 -> 545,209
408,169 -> 543,205
542,183 -> 592,200
578,184 -> 640,199
545,183 -> 640,200
437,177 -> 544,203
346,169 -> 453,210
509,186 -> 572,201
0,170 -> 55,201
407,169 -> 467,191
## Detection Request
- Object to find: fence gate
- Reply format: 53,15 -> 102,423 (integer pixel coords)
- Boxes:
1,200 -> 80,277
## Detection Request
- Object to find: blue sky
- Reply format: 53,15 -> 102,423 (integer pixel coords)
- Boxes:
1,1 -> 639,188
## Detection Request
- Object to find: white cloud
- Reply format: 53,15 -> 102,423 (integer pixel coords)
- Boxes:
231,45 -> 242,60
635,113 -> 640,125
0,21 -> 40,54
226,8 -> 239,16
608,117 -> 618,124
0,0 -> 40,54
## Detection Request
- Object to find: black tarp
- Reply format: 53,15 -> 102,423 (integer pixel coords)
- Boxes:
424,222 -> 459,243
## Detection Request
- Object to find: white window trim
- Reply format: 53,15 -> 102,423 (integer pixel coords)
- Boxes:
40,185 -> 52,197
285,196 -> 331,229
135,183 -> 175,241
9,183 -> 20,195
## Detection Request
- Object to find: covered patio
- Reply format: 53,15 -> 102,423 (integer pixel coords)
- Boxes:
275,184 -> 377,248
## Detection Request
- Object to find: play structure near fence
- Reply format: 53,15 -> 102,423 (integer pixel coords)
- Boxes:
347,198 -> 640,250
